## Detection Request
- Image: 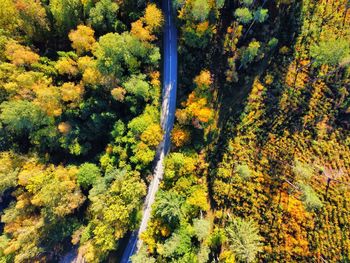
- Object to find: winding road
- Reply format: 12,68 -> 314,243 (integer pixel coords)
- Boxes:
120,0 -> 178,262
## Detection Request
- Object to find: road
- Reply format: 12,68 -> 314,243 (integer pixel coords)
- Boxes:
120,0 -> 178,262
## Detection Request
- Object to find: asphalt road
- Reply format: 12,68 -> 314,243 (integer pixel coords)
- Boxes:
119,0 -> 178,262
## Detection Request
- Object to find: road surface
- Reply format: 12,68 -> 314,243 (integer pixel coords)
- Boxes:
120,0 -> 178,262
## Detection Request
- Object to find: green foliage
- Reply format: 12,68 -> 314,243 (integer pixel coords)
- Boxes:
234,8 -> 253,24
84,169 -> 146,259
226,218 -> 263,263
89,0 -> 120,33
241,41 -> 260,68
254,8 -> 269,23
235,164 -> 253,181
193,218 -> 211,241
131,246 -> 156,263
153,191 -> 184,227
310,38 -> 350,66
77,163 -> 101,189
293,161 -> 314,181
160,226 -> 193,258
298,183 -> 323,211
216,0 -> 225,9
123,74 -> 153,101
49,0 -> 83,35
94,32 -> 159,79
0,100 -> 57,148
191,0 -> 210,22
242,0 -> 254,6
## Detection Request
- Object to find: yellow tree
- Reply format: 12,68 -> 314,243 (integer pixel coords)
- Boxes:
69,25 -> 96,55
144,3 -> 164,33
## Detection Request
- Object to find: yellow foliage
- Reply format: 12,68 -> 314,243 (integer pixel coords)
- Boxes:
194,69 -> 212,88
131,19 -> 155,42
61,82 -> 84,104
55,57 -> 79,76
111,87 -> 126,102
5,41 -> 39,66
83,67 -> 102,85
32,83 -> 62,116
144,3 -> 164,32
150,71 -> 161,87
141,124 -> 163,147
69,25 -> 96,55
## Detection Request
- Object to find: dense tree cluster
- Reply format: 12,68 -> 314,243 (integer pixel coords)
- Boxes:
1,0 -> 350,262
0,0 -> 163,262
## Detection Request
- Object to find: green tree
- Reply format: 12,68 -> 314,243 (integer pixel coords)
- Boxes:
0,100 -> 52,137
310,38 -> 350,66
94,32 -> 159,80
240,41 -> 260,68
123,74 -> 153,101
254,8 -> 269,23
89,0 -> 120,33
226,218 -> 263,263
234,8 -> 253,24
235,164 -> 253,181
298,183 -> 323,211
191,0 -> 210,22
77,163 -> 101,189
153,191 -> 183,226
49,0 -> 83,36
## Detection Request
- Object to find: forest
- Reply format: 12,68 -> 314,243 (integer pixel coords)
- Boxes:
0,0 -> 349,262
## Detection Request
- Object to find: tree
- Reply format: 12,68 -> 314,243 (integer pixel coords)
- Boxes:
60,82 -> 84,105
80,169 -> 146,261
14,0 -> 49,42
69,25 -> 96,55
171,125 -> 190,147
191,0 -> 210,22
153,191 -> 183,226
298,183 -> 323,211
89,0 -> 120,33
94,32 -> 159,80
0,0 -> 20,35
49,0 -> 83,36
234,8 -> 253,24
144,3 -> 164,32
1,160 -> 85,262
77,163 -> 101,189
310,38 -> 350,66
131,246 -> 156,263
193,218 -> 211,241
240,40 -> 260,68
226,218 -> 263,263
0,100 -> 50,136
254,8 -> 269,23
235,164 -> 253,181
194,70 -> 212,89
131,19 -> 155,42
0,152 -> 23,197
123,74 -> 153,101
5,41 -> 39,66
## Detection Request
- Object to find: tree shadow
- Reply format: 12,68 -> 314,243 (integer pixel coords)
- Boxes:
206,0 -> 304,209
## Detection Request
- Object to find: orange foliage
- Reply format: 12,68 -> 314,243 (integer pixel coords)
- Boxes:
194,69 -> 212,88
5,41 -> 39,66
171,125 -> 191,147
131,19 -> 155,42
